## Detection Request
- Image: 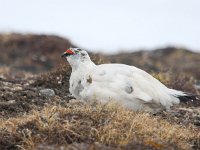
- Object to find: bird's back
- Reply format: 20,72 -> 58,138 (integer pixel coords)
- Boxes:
72,63 -> 180,112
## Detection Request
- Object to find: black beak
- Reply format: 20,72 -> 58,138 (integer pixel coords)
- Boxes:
61,52 -> 69,58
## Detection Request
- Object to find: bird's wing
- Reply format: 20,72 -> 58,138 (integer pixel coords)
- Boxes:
85,64 -> 168,104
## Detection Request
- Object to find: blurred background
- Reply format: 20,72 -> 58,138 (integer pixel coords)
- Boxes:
0,0 -> 199,80
1,0 -> 200,52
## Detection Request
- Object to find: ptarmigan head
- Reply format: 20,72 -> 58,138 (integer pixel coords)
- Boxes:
61,48 -> 92,68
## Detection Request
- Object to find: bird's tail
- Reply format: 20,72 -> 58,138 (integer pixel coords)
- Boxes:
168,89 -> 199,103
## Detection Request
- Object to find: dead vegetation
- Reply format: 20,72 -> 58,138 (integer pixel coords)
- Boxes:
0,101 -> 199,150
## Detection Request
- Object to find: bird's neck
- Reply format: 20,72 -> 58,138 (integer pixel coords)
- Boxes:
71,59 -> 96,72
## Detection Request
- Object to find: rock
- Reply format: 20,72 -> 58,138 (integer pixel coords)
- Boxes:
178,108 -> 194,113
194,120 -> 200,126
12,86 -> 23,91
8,100 -> 15,104
0,100 -> 16,105
194,81 -> 200,89
39,89 -> 55,97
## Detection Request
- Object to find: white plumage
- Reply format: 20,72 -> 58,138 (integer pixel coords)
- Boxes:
62,48 -> 197,113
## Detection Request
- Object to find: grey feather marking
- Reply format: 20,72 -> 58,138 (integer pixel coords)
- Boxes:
74,80 -> 84,96
125,85 -> 133,94
87,76 -> 92,84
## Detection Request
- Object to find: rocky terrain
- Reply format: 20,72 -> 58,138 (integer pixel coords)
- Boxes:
0,33 -> 200,150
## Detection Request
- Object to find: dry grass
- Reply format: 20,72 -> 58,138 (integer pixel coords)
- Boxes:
0,101 -> 199,150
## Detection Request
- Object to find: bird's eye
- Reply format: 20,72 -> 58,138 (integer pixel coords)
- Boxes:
74,48 -> 82,53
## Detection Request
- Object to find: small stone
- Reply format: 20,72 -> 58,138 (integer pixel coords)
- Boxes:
0,100 -> 15,105
194,120 -> 200,126
39,89 -> 55,97
40,56 -> 47,62
194,81 -> 200,89
8,100 -> 16,104
12,86 -> 23,91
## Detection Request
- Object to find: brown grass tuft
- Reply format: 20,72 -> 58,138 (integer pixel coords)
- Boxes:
0,101 -> 198,150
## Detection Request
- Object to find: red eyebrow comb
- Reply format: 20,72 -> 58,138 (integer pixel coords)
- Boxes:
66,49 -> 74,54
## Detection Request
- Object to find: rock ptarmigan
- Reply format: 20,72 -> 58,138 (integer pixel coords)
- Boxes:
62,48 -> 198,113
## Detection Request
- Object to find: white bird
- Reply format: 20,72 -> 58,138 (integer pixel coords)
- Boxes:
62,48 -> 198,113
